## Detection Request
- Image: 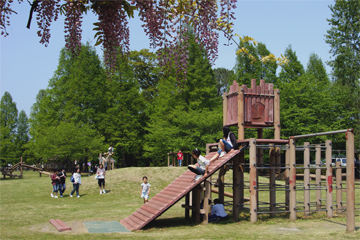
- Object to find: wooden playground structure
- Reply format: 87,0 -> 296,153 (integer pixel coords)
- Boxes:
1,156 -> 49,178
183,80 -> 357,232
98,153 -> 115,171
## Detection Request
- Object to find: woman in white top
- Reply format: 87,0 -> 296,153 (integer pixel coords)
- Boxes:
96,164 -> 106,194
70,168 -> 81,198
188,148 -> 211,181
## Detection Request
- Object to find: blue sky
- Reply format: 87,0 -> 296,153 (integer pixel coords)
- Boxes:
1,0 -> 334,117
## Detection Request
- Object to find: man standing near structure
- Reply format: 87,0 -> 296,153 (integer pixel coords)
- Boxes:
177,149 -> 184,167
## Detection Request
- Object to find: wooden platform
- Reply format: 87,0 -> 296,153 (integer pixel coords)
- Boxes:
120,145 -> 248,231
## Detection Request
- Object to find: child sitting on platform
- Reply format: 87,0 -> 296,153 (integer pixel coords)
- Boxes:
209,126 -> 238,162
188,148 -> 211,181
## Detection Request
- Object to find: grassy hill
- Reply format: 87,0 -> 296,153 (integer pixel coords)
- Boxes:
0,167 -> 359,239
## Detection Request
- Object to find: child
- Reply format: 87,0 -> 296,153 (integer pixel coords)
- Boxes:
140,176 -> 151,204
188,148 -> 211,181
50,169 -> 60,198
209,198 -> 228,222
58,169 -> 66,198
209,126 -> 238,162
70,168 -> 81,198
96,164 -> 106,194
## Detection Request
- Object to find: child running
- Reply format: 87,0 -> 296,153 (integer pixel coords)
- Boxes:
140,176 -> 151,204
188,148 -> 211,181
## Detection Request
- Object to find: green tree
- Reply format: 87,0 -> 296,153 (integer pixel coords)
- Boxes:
128,49 -> 162,103
104,55 -> 146,167
325,0 -> 360,148
15,110 -> 29,159
144,32 -> 222,166
0,92 -> 18,164
31,121 -> 104,163
213,67 -> 235,96
278,45 -> 305,84
29,44 -> 108,164
234,41 -> 278,86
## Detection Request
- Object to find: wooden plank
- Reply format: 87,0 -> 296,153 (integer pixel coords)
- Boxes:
128,214 -> 146,227
152,195 -> 174,204
124,216 -> 140,230
265,83 -> 269,122
120,219 -> 134,231
269,83 -> 274,123
243,85 -> 248,122
137,208 -> 154,219
325,140 -> 333,218
49,219 -> 65,232
346,131 -> 355,232
133,211 -> 150,222
141,205 -> 159,215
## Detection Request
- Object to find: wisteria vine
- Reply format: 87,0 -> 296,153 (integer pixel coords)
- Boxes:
1,0 -> 239,78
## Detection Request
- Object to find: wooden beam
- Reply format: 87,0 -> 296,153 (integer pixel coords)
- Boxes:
303,142 -> 310,216
346,131 -> 355,232
325,140 -> 333,218
269,144 -> 276,217
315,144 -> 322,211
249,138 -> 257,223
336,161 -> 342,214
233,155 -> 240,221
289,138 -> 296,220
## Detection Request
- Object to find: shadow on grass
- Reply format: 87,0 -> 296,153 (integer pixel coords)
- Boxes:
143,217 -> 199,230
321,218 -> 360,231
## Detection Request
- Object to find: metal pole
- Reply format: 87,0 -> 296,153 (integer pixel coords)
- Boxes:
346,131 -> 355,232
290,129 -> 353,139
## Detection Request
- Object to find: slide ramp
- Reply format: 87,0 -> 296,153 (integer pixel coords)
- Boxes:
120,145 -> 248,231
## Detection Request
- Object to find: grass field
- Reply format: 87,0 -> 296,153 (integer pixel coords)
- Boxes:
0,167 -> 359,240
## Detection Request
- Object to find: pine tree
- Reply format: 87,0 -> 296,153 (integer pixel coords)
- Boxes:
0,92 -> 18,163
278,46 -> 305,85
144,32 -> 222,166
15,110 -> 29,159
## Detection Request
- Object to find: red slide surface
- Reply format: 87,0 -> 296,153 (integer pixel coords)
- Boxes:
120,145 -> 248,231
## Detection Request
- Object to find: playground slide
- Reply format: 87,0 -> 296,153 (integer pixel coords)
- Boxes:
120,145 -> 248,231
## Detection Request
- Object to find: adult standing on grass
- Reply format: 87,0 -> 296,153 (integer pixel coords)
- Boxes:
70,168 -> 81,198
177,149 -> 184,167
50,169 -> 60,198
96,164 -> 106,194
58,169 -> 67,198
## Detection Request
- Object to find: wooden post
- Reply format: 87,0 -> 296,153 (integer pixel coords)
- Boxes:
203,180 -> 211,224
167,153 -> 170,167
20,156 -> 23,179
239,151 -> 245,210
218,167 -> 225,203
335,160 -> 342,214
285,144 -> 290,211
269,144 -> 276,217
325,140 -> 333,218
289,138 -> 296,220
257,129 -> 264,174
315,144 -> 322,211
249,138 -> 257,223
192,186 -> 201,223
274,89 -> 281,175
233,155 -> 240,221
346,130 -> 355,232
238,87 -> 245,139
99,153 -> 101,165
223,92 -> 228,126
185,193 -> 190,220
303,142 -> 310,216
173,154 -> 175,167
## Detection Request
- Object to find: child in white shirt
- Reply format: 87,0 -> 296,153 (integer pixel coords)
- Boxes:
140,176 -> 151,204
188,148 -> 211,181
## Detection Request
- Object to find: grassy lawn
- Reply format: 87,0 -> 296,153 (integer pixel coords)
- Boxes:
0,167 -> 359,239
